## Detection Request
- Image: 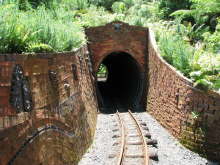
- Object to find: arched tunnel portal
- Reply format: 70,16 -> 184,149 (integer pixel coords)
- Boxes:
96,52 -> 143,113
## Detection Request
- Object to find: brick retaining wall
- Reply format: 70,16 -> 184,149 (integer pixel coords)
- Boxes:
0,46 -> 98,165
147,29 -> 220,161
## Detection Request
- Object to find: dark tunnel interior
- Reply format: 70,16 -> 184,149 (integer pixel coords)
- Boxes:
97,52 -> 142,113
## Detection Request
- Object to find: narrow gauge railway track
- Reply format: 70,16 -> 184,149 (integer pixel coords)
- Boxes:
116,110 -> 149,165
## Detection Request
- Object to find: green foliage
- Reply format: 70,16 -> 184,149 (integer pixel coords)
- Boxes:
122,0 -> 134,8
63,0 -> 89,10
190,71 -> 203,80
97,64 -> 107,74
0,0 -> 219,93
89,0 -> 116,10
0,4 -> 85,53
75,6 -> 118,28
171,0 -> 220,38
191,111 -> 200,119
2,0 -> 61,9
156,23 -> 194,77
190,0 -> 220,19
112,2 -> 126,14
202,18 -> 220,53
189,51 -> 220,91
158,0 -> 192,19
193,79 -> 213,91
213,79 -> 220,91
156,0 -> 220,92
123,1 -> 161,26
97,64 -> 108,79
27,43 -> 54,53
154,20 -> 219,92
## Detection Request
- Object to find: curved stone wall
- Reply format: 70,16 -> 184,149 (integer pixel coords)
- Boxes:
147,29 -> 220,161
0,46 -> 98,165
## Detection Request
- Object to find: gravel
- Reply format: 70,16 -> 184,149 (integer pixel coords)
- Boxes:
78,113 -> 119,165
135,112 -> 219,165
79,112 -> 219,165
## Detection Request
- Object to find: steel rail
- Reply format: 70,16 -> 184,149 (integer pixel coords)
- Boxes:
116,110 -> 125,165
116,109 -> 149,165
128,110 -> 149,165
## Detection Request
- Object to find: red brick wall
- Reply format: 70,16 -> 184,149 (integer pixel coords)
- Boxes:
147,29 -> 220,161
0,46 -> 98,165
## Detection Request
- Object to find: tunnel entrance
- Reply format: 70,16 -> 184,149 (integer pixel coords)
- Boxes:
96,52 -> 142,113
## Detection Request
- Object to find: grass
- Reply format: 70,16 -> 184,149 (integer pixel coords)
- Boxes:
0,3 -> 86,53
158,29 -> 194,77
154,21 -> 220,92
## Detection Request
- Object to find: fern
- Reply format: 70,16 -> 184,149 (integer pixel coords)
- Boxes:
112,2 -> 126,14
0,3 -> 86,53
27,43 -> 54,53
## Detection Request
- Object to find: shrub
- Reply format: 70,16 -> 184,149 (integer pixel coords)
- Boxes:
62,0 -> 89,10
156,24 -> 194,77
190,51 -> 220,91
75,6 -> 119,27
155,22 -> 219,92
89,0 -> 116,10
158,0 -> 192,19
171,0 -> 220,35
112,2 -> 126,14
202,18 -> 220,53
122,0 -> 134,8
0,4 -> 85,53
2,0 -> 60,9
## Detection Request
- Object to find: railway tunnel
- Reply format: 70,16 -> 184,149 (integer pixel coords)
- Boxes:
97,52 -> 142,112
85,21 -> 148,113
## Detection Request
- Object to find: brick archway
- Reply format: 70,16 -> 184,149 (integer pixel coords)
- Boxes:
86,21 -> 148,111
95,49 -> 143,74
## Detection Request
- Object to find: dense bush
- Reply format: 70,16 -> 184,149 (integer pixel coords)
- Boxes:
155,22 -> 194,77
190,51 -> 220,91
75,5 -> 119,27
112,1 -> 126,14
0,4 -> 85,53
203,19 -> 220,53
171,0 -> 220,40
158,0 -> 192,19
154,21 -> 219,92
62,0 -> 89,10
89,0 -> 117,10
154,0 -> 220,92
1,0 -> 60,9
